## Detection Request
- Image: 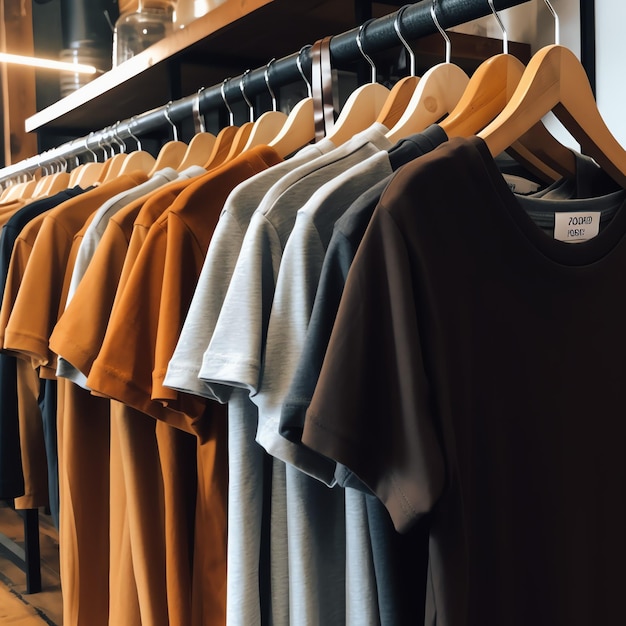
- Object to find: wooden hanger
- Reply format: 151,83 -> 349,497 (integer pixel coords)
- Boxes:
269,97 -> 315,158
31,169 -> 70,198
201,78 -> 242,170
222,121 -> 254,162
175,89 -> 217,170
115,119 -> 158,176
324,20 -> 391,146
440,1 -> 575,183
479,44 -> 626,189
74,161 -> 108,188
384,3 -> 469,144
68,133 -> 107,188
268,47 -> 316,158
101,153 -> 129,183
240,60 -> 289,152
177,132 -> 216,170
148,102 -> 188,176
203,125 -> 240,170
376,5 -> 421,130
33,158 -> 68,197
1,177 -> 38,202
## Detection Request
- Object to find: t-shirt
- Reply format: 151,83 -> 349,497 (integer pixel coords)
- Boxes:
163,139 -> 335,626
49,165 -> 207,626
303,135 -> 626,626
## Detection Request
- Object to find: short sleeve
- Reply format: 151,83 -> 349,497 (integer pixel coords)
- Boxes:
302,204 -> 445,533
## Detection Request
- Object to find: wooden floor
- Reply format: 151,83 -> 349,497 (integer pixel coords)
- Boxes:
0,502 -> 62,625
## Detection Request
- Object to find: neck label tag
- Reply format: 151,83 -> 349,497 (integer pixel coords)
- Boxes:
554,212 -> 601,243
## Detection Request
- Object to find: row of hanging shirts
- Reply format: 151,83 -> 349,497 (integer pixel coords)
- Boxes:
0,0 -> 625,625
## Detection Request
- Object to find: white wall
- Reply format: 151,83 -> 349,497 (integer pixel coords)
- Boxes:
595,2 -> 626,147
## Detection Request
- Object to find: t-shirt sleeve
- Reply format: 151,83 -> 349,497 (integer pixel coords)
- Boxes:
49,219 -> 130,387
164,210 -> 247,400
4,217 -> 70,368
302,204 -> 446,534
198,214 -> 278,401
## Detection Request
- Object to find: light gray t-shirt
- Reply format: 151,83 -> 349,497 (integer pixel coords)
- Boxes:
198,123 -> 392,626
165,140 -> 335,626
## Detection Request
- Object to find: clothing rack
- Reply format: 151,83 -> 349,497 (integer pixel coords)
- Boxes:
0,0 -> 530,185
0,0 -> 531,596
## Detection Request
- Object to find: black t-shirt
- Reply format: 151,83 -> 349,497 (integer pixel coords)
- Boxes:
304,136 -> 626,625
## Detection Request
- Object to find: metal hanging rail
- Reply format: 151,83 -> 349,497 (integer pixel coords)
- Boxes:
0,0 -> 530,183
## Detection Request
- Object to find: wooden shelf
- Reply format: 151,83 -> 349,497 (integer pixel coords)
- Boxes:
27,0 -> 398,136
26,0 -> 530,140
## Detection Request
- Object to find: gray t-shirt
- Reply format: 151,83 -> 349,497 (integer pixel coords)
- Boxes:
197,123 -> 393,626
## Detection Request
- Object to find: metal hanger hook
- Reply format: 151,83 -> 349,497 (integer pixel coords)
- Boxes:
487,0 -> 508,55
163,101 -> 179,142
221,77 -> 235,126
127,116 -> 143,151
98,128 -> 114,159
240,69 -> 254,123
430,0 -> 451,64
85,132 -> 99,162
543,0 -> 560,46
264,58 -> 278,112
356,18 -> 377,84
194,87 -> 207,133
113,121 -> 127,153
394,5 -> 416,77
297,45 -> 313,98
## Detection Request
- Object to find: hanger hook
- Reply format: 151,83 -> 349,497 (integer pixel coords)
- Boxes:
487,0 -> 508,55
430,0 -> 451,64
356,18 -> 377,84
394,5 -> 416,77
297,45 -> 312,98
221,77 -> 235,126
194,87 -> 207,134
114,121 -> 127,153
85,133 -> 99,162
543,0 -> 560,46
127,116 -> 143,151
264,58 -> 278,112
163,101 -> 179,142
99,128 -> 114,159
240,69 -> 254,123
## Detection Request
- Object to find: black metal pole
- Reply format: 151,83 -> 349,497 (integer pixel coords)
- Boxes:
0,0 -> 531,181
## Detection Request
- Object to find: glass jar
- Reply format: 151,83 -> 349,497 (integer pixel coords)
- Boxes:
113,1 -> 176,67
174,0 -> 228,29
